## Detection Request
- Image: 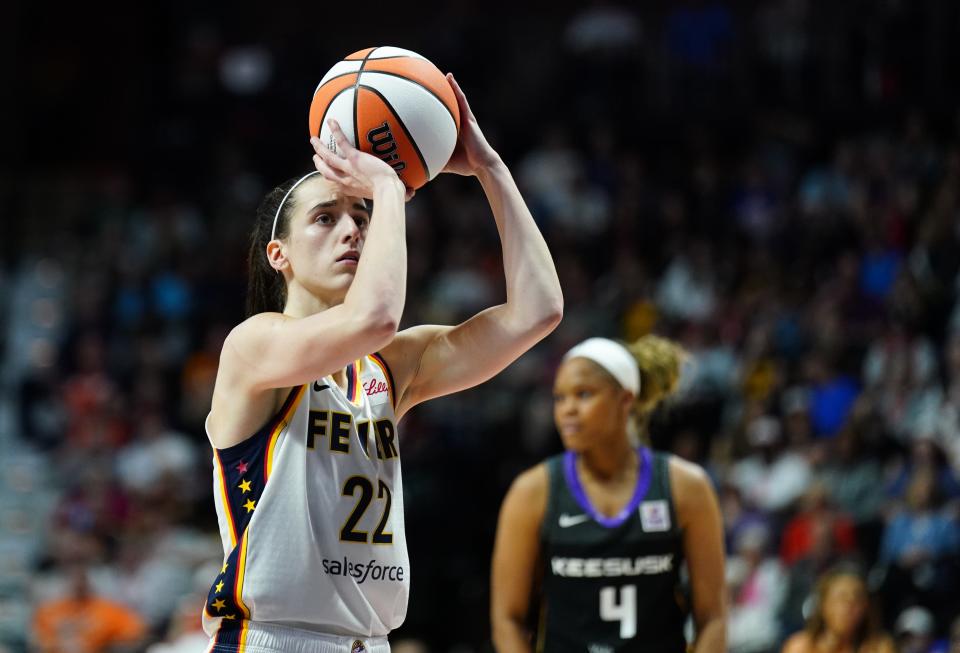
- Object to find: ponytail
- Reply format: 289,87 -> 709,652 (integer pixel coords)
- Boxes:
246,176 -> 306,316
626,335 -> 688,434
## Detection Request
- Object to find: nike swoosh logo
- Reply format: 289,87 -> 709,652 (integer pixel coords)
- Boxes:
313,381 -> 330,392
558,513 -> 590,528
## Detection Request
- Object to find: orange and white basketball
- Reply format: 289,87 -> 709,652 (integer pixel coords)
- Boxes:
309,47 -> 461,191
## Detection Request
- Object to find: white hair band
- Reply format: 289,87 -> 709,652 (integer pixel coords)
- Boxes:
563,337 -> 640,395
271,171 -> 322,241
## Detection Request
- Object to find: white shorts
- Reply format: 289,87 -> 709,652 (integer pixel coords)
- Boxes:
207,621 -> 391,653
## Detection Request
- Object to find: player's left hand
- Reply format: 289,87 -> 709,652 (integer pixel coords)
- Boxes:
441,73 -> 502,177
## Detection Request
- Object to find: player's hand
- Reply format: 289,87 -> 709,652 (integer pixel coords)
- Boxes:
311,119 -> 405,199
441,73 -> 502,177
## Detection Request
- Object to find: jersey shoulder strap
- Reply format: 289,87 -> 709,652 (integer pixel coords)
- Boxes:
541,453 -> 569,543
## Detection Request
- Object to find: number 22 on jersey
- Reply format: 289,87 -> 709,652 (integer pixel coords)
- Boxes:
340,475 -> 394,544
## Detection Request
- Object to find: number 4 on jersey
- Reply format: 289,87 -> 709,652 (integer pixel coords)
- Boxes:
600,584 -> 637,639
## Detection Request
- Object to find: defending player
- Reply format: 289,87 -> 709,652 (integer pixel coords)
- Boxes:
491,336 -> 726,653
203,75 -> 562,652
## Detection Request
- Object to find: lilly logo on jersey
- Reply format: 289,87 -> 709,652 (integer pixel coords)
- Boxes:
363,377 -> 390,407
352,640 -> 366,653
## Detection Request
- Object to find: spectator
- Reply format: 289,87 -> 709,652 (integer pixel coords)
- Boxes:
807,354 -> 860,439
885,436 -> 960,505
31,564 -> 146,653
779,522 -> 863,639
781,570 -> 894,653
817,426 -> 885,526
727,523 -> 785,653
729,415 -> 812,514
895,606 -> 937,653
876,468 -> 960,618
880,469 -> 960,565
655,241 -> 718,323
114,409 -> 199,501
780,482 -> 856,566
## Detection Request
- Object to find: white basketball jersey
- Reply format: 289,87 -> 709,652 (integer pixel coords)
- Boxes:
202,353 -> 408,645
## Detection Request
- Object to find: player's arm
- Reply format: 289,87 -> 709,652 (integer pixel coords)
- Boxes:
671,457 -> 727,653
491,464 -> 548,653
383,74 -> 563,420
210,121 -> 406,447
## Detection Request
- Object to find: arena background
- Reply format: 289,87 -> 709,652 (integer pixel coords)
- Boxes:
2,1 -> 960,651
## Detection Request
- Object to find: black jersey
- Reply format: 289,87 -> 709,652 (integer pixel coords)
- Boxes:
538,448 -> 687,653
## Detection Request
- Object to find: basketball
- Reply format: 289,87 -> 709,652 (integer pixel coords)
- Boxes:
309,47 -> 461,191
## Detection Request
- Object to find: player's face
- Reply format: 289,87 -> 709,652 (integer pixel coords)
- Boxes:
553,358 -> 632,453
821,575 -> 867,636
285,177 -> 371,301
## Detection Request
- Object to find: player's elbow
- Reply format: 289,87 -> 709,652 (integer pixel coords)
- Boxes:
356,307 -> 400,348
491,610 -> 529,652
528,296 -> 563,338
542,296 -> 564,331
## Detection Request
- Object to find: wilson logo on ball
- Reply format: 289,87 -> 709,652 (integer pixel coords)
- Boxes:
367,122 -> 406,175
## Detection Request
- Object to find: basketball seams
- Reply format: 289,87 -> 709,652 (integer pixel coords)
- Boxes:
309,73 -> 358,144
313,71 -> 358,93
365,46 -> 428,60
316,61 -> 362,90
352,47 -> 379,154
344,47 -> 376,61
317,87 -> 355,148
358,70 -> 458,129
358,55 -> 416,61
358,84 -> 431,181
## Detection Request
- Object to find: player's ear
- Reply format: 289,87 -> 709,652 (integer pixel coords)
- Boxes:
266,239 -> 288,273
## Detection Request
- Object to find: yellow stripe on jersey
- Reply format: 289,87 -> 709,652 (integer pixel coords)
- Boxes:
214,451 -> 239,548
234,528 -> 251,619
265,384 -> 306,481
349,358 -> 363,405
238,619 -> 250,652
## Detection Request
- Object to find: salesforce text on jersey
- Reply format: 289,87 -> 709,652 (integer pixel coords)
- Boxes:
322,557 -> 405,584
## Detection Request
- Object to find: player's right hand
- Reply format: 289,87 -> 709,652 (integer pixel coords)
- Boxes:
311,119 -> 406,200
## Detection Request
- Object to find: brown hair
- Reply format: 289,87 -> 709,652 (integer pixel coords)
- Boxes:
246,176 -> 307,317
805,570 -> 882,649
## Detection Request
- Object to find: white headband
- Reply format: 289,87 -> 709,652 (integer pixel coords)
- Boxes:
563,337 -> 640,395
271,171 -> 322,241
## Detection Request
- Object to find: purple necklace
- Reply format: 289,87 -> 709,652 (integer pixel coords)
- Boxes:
563,447 -> 653,528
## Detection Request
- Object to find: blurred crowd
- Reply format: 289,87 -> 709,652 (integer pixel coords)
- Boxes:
3,1 -> 960,652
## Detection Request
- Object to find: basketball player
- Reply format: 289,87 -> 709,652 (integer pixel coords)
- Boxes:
491,336 -> 726,653
203,74 -> 563,653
